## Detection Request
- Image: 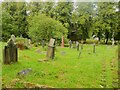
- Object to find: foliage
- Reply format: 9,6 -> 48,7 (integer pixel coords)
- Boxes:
93,2 -> 119,43
28,14 -> 68,42
1,2 -> 119,44
2,2 -> 28,41
15,37 -> 31,50
86,39 -> 99,44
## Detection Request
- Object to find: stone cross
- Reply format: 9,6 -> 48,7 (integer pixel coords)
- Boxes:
46,38 -> 55,59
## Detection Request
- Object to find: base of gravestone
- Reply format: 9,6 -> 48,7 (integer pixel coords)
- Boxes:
46,38 -> 55,59
46,46 -> 55,59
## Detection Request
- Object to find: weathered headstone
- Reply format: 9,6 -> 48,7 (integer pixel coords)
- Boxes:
61,36 -> 64,47
81,41 -> 83,50
68,40 -> 72,48
11,34 -> 16,43
93,43 -> 96,53
76,41 -> 79,51
42,39 -> 45,48
3,37 -> 18,64
46,38 -> 55,59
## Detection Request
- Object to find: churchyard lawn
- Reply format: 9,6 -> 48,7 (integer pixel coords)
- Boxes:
1,42 -> 119,88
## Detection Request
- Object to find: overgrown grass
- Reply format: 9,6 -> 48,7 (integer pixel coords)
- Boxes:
1,42 -> 119,88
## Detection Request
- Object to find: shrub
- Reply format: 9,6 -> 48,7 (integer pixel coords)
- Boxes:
86,39 -> 99,44
15,37 -> 31,50
64,44 -> 69,47
28,14 -> 68,43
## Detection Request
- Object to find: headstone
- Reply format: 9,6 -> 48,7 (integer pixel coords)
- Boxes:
61,36 -> 64,47
3,37 -> 18,64
68,40 -> 72,48
93,43 -> 96,53
46,38 -> 55,59
28,39 -> 31,45
112,38 -> 115,46
81,41 -> 83,50
42,39 -> 45,48
76,41 -> 79,51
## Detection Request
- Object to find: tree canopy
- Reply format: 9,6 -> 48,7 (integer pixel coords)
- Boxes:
1,1 -> 120,44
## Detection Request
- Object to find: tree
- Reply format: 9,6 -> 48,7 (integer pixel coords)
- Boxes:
52,2 -> 74,36
2,2 -> 28,41
28,14 -> 68,43
73,2 -> 94,41
93,2 -> 118,44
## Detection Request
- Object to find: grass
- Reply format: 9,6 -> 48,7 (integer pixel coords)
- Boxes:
0,42 -> 2,89
1,42 -> 119,88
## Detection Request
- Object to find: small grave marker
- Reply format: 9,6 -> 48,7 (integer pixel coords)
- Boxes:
46,38 -> 55,59
42,39 -> 45,48
93,43 -> 96,53
69,40 -> 72,48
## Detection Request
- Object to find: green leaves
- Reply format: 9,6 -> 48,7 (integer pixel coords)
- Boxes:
28,14 -> 67,42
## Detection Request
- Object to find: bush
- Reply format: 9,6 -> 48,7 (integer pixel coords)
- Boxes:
86,39 -> 99,44
64,44 -> 69,47
28,14 -> 68,43
15,37 -> 31,50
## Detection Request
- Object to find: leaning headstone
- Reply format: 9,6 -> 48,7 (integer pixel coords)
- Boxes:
3,37 -> 18,64
46,38 -> 55,59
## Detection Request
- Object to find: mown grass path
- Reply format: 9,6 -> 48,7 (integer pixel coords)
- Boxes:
1,43 -> 118,88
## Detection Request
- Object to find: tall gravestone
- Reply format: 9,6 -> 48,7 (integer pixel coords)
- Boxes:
46,38 -> 55,59
3,36 -> 18,64
69,40 -> 72,48
76,41 -> 79,51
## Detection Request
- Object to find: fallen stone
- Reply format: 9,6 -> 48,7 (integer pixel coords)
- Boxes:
61,51 -> 66,55
38,59 -> 48,62
35,49 -> 41,53
17,68 -> 32,76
